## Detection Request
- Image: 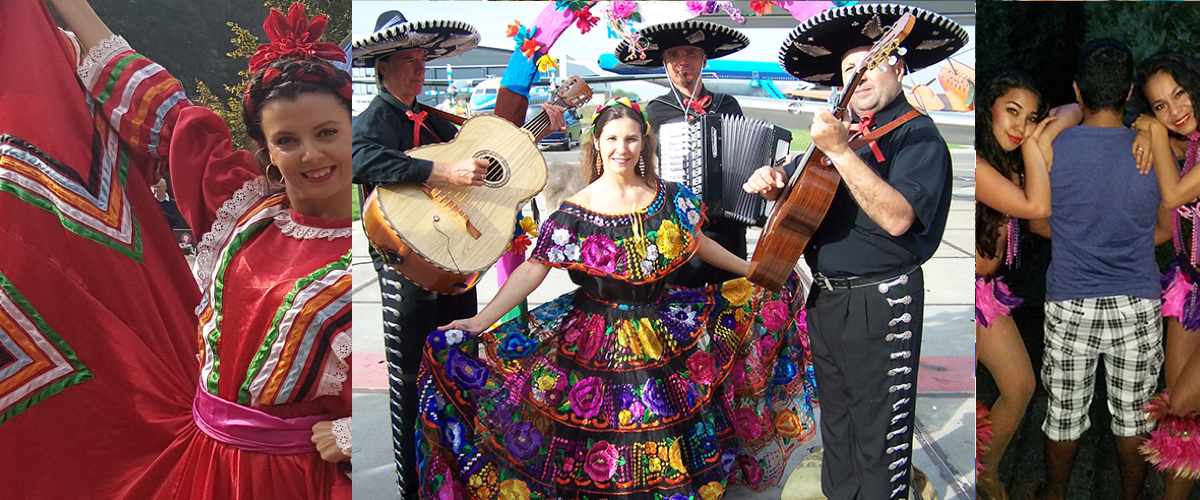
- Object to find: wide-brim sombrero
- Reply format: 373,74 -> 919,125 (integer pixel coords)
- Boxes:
352,11 -> 479,67
613,20 -> 748,68
779,3 -> 967,86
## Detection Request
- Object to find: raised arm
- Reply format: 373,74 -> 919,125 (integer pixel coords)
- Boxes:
1135,115 -> 1200,209
696,232 -> 750,277
46,0 -> 113,52
440,260 -> 551,333
1038,103 -> 1081,169
976,119 -> 1056,220
811,109 -> 915,237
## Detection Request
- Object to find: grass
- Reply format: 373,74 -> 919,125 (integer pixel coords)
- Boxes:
787,129 -> 812,152
352,186 -> 361,222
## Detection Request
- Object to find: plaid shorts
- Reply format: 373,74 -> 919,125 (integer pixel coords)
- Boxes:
1041,296 -> 1163,440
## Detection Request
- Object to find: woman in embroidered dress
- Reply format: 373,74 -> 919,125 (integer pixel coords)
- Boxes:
415,99 -> 816,499
1129,52 -> 1200,499
975,70 -> 1074,500
49,0 -> 353,498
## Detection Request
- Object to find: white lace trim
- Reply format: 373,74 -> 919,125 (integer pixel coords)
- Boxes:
192,176 -> 272,291
78,34 -> 132,90
317,332 -> 351,398
274,212 -> 352,240
331,417 -> 352,457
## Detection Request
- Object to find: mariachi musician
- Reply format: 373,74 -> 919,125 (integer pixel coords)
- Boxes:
613,20 -> 754,287
350,11 -> 564,499
744,4 -> 966,499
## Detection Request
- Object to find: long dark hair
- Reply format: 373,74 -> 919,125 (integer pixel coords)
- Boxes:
578,103 -> 659,185
976,69 -> 1044,259
1134,52 -> 1200,139
242,58 -> 353,145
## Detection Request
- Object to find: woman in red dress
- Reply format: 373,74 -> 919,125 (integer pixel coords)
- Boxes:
0,0 -> 352,498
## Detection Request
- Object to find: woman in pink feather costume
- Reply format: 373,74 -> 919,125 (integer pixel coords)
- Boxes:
975,70 -> 1077,500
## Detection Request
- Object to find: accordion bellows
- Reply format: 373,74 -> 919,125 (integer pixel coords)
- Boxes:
659,114 -> 791,226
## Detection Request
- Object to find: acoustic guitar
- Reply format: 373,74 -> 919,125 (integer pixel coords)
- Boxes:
364,76 -> 593,295
748,13 -> 916,292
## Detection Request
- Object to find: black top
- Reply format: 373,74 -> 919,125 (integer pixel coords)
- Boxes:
645,85 -> 743,136
802,97 -> 952,277
352,89 -> 459,191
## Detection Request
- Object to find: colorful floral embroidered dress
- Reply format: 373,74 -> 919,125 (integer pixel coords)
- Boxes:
417,181 -> 817,499
83,37 -> 352,499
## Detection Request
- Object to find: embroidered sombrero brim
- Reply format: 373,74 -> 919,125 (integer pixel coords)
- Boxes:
352,19 -> 480,67
614,20 -> 748,68
779,3 -> 967,86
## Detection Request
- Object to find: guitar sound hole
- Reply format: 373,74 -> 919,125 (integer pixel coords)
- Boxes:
475,150 -> 509,188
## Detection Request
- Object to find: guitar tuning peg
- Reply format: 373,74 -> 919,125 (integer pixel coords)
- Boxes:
898,47 -> 908,56
877,64 -> 889,73
887,55 -> 898,67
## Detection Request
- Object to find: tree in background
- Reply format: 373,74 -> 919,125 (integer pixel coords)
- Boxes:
610,88 -> 641,102
1085,2 -> 1200,65
977,1 -> 1085,110
197,0 -> 350,151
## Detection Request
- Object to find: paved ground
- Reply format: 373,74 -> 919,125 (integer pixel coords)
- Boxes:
352,147 -> 978,499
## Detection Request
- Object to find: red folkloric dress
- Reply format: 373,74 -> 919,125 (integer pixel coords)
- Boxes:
0,1 -> 351,498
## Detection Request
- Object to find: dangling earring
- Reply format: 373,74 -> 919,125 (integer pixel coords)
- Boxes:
266,164 -> 285,184
594,148 -> 603,177
637,156 -> 646,177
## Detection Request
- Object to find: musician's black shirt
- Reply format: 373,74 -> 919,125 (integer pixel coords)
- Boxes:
802,96 -> 952,277
352,88 -> 458,192
645,85 -> 743,135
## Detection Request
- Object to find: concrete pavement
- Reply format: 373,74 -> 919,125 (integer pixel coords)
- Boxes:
351,147 -> 978,499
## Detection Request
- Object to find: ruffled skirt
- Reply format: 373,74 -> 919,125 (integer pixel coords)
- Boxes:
416,276 -> 817,499
976,274 -> 1023,328
1162,259 -> 1200,330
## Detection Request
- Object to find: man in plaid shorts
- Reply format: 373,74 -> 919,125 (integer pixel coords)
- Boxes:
1032,39 -> 1170,500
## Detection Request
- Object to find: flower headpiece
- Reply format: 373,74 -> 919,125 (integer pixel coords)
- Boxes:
243,3 -> 351,116
248,3 -> 345,74
591,97 -> 649,137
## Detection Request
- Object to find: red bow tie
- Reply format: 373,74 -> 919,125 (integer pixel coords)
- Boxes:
683,95 -> 711,115
407,110 -> 429,147
849,114 -> 885,163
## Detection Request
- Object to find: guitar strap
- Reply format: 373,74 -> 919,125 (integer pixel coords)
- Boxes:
847,109 -> 922,160
422,105 -> 467,126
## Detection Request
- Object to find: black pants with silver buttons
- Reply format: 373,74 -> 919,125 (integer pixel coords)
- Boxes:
807,267 -> 923,500
370,247 -> 476,499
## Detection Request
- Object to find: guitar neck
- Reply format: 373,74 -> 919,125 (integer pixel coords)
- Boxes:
521,96 -> 571,137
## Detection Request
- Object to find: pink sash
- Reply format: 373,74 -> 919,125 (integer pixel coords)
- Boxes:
192,386 -> 329,455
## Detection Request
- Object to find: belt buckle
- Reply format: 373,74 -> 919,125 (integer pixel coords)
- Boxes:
820,274 -> 834,291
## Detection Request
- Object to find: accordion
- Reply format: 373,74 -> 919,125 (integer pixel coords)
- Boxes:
659,114 -> 792,226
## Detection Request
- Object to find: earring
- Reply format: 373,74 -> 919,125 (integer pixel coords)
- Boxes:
637,156 -> 646,177
594,153 -> 603,177
266,164 -> 285,184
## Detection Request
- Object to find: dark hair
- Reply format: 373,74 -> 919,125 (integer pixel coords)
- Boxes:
976,69 -> 1044,259
1074,38 -> 1133,113
1134,52 -> 1200,137
579,104 -> 659,184
242,58 -> 353,144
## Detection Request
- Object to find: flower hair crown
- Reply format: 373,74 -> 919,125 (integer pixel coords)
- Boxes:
591,97 -> 649,137
244,3 -> 350,114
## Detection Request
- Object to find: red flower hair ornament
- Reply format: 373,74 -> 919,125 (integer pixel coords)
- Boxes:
243,3 -> 351,115
247,3 -> 345,75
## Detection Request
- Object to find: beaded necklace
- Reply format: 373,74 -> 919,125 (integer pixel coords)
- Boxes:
1173,132 -> 1200,266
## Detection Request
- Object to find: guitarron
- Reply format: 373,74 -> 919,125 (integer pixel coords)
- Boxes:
364,76 -> 593,294
748,13 -> 915,292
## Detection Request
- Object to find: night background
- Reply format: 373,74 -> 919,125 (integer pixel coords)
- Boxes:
978,2 -> 1200,499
